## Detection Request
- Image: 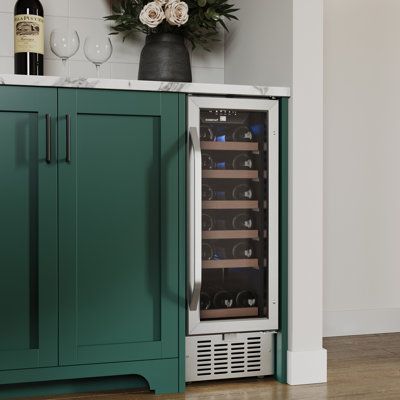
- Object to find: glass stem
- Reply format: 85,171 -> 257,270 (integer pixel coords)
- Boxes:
62,58 -> 68,79
96,64 -> 100,79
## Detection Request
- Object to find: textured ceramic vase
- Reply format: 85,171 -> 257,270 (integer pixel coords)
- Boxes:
138,33 -> 192,82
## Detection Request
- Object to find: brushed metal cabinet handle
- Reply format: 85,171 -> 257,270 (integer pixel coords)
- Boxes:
188,126 -> 202,311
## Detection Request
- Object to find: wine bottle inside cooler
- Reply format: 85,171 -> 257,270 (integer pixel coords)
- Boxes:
200,126 -> 214,141
202,184 -> 228,201
202,242 -> 227,260
213,290 -> 235,309
232,183 -> 253,200
203,212 -> 254,231
214,130 -> 233,143
202,182 -> 255,201
236,290 -> 258,307
202,153 -> 214,170
202,242 -> 214,260
200,292 -> 212,310
232,241 -> 255,259
14,0 -> 44,75
232,153 -> 254,170
202,213 -> 214,231
232,125 -> 253,142
232,213 -> 254,230
202,152 -> 255,170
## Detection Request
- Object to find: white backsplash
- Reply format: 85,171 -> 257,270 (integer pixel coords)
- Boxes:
0,0 -> 224,83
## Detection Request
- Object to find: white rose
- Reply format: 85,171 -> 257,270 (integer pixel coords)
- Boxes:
139,2 -> 165,28
165,1 -> 189,27
155,0 -> 167,5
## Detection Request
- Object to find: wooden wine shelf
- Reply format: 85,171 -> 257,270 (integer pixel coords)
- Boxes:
202,259 -> 259,270
201,307 -> 259,319
202,230 -> 259,240
203,200 -> 259,210
201,142 -> 259,152
202,170 -> 259,179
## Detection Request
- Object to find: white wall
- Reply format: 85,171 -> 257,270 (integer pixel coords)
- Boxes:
0,0 -> 224,83
324,0 -> 400,337
224,0 -> 292,87
225,0 -> 326,385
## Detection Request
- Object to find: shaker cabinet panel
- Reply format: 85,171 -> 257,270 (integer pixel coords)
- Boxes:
0,87 -> 58,371
57,89 -> 181,365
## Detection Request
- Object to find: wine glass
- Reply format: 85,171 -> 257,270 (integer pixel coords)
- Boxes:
50,29 -> 80,75
84,36 -> 113,78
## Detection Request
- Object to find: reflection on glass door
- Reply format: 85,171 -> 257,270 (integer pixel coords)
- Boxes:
199,108 -> 269,321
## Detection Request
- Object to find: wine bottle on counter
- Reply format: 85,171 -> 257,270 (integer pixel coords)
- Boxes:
14,0 -> 44,75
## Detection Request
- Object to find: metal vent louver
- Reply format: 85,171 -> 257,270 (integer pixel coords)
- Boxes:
186,332 -> 274,382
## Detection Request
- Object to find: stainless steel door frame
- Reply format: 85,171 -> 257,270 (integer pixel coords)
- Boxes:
187,96 -> 279,336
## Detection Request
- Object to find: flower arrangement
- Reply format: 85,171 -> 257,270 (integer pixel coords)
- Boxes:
106,0 -> 239,50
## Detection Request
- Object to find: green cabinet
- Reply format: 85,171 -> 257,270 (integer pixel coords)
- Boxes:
57,89 -> 180,365
0,87 -> 185,397
0,87 -> 58,371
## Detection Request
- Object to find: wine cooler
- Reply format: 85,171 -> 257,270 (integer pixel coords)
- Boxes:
186,96 -> 279,382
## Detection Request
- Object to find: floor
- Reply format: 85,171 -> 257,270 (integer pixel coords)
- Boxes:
31,333 -> 400,400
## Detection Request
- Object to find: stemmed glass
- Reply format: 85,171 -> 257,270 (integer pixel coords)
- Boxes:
84,36 -> 113,78
50,29 -> 80,76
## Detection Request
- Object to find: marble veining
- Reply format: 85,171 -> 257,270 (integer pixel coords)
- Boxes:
0,74 -> 290,98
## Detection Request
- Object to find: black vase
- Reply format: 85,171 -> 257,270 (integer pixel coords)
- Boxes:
138,33 -> 192,82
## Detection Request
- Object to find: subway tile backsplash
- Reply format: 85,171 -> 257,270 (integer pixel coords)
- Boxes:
0,0 -> 224,82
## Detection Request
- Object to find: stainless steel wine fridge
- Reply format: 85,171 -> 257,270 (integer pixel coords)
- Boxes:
186,96 -> 279,382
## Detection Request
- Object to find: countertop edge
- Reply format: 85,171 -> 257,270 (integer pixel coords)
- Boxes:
0,75 -> 291,98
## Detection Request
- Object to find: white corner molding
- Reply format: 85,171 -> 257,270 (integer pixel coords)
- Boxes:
287,0 -> 326,385
287,349 -> 327,385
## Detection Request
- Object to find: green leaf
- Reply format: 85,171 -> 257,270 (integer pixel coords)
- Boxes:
105,0 -> 239,48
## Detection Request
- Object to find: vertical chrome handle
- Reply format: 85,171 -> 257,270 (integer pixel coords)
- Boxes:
46,114 -> 51,164
66,114 -> 71,163
188,126 -> 202,311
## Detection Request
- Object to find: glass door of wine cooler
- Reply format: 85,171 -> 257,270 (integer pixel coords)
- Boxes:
187,97 -> 279,336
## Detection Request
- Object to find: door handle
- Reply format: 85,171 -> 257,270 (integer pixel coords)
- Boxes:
46,114 -> 51,164
66,114 -> 71,163
188,126 -> 202,311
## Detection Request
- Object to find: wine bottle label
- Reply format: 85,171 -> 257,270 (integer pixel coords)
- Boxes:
14,14 -> 44,55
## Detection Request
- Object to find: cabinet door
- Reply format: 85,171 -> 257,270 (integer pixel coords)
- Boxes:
58,89 -> 180,365
0,87 -> 58,370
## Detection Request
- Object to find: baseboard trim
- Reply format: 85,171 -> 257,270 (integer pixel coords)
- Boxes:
287,349 -> 327,385
324,308 -> 400,337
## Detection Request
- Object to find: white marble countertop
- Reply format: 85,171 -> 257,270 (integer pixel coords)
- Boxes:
0,74 -> 290,98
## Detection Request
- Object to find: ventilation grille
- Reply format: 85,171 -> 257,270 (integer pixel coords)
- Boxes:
186,332 -> 274,382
